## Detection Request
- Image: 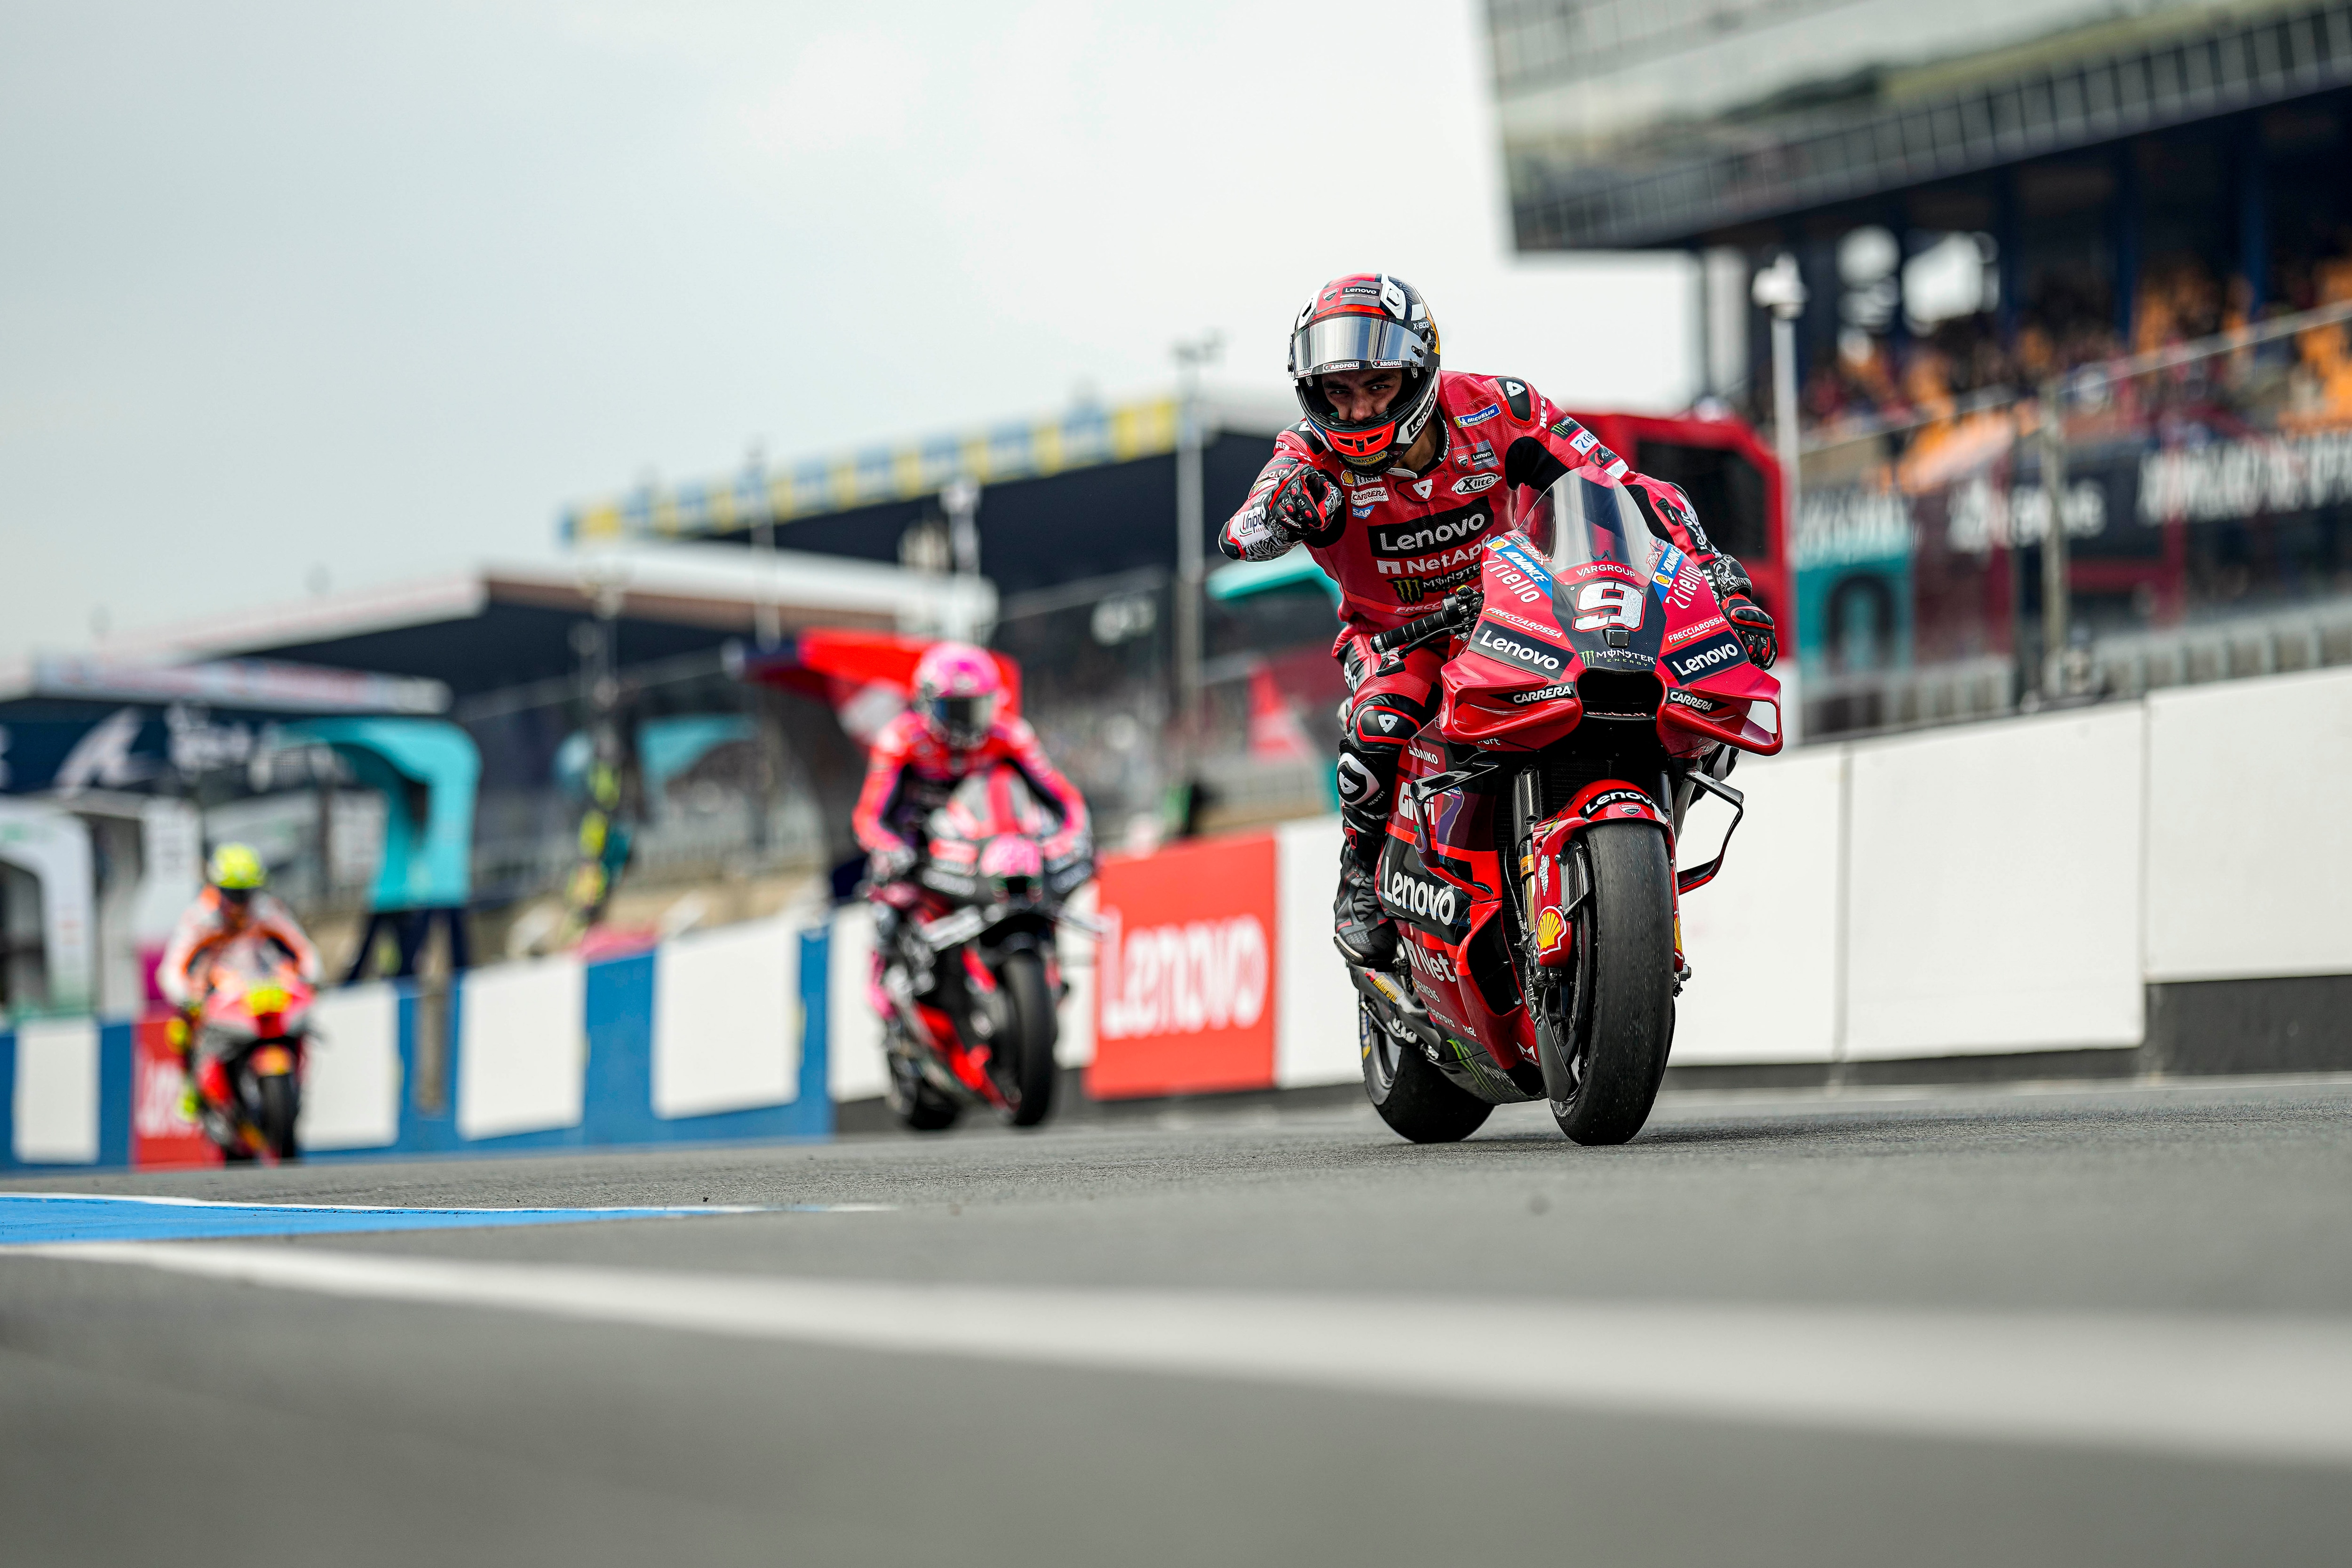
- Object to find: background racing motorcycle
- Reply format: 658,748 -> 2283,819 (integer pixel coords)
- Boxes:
1352,471 -> 1783,1146
873,765 -> 1096,1132
172,934 -> 315,1162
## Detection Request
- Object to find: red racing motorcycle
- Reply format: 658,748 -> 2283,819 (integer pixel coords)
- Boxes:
175,935 -> 315,1162
1352,472 -> 1783,1146
873,765 -> 1095,1133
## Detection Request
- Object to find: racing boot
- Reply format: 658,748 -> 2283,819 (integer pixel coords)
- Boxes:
1333,818 -> 1399,970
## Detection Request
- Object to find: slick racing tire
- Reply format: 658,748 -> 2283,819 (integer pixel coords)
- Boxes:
995,952 -> 1059,1128
1361,996 -> 1490,1144
1540,821 -> 1674,1147
257,1074 -> 300,1161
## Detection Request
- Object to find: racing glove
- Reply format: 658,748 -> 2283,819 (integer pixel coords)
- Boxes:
1045,846 -> 1095,898
867,843 -> 918,887
1702,556 -> 1779,671
1224,457 -> 1340,560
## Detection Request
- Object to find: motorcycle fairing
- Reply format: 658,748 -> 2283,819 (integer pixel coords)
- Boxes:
1383,744 -> 1542,1075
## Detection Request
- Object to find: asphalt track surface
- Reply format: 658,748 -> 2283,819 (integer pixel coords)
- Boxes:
8,1077 -> 2352,1567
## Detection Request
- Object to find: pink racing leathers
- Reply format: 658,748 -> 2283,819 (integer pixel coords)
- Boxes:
851,709 -> 1090,871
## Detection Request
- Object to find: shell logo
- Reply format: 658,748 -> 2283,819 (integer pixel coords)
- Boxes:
1535,906 -> 1566,952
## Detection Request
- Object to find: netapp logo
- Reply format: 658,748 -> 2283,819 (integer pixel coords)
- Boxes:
1665,632 -> 1747,682
1510,681 -> 1575,705
1470,619 -> 1571,677
1369,506 -> 1493,559
1384,867 -> 1459,926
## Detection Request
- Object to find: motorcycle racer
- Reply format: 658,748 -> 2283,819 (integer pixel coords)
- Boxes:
158,843 -> 322,1116
1220,272 -> 1779,970
851,642 -> 1094,916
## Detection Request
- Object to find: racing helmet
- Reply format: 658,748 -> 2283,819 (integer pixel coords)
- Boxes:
913,641 -> 1004,749
1288,273 -> 1441,467
208,842 -> 266,906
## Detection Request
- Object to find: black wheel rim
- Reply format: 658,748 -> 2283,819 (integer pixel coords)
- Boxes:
1364,1003 -> 1405,1097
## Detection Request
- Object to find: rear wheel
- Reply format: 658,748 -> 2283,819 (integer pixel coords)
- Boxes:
994,952 -> 1059,1128
256,1072 -> 300,1161
1537,822 -> 1675,1146
1361,997 -> 1491,1143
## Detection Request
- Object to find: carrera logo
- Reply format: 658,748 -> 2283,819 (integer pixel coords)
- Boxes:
1455,404 -> 1501,428
1451,474 -> 1500,496
1368,506 -> 1493,559
1470,620 -> 1571,677
1665,632 -> 1747,682
1510,681 -> 1576,705
1665,688 -> 1718,713
1383,866 -> 1461,927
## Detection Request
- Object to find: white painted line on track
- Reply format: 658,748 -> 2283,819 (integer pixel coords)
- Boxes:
27,1240 -> 2352,1468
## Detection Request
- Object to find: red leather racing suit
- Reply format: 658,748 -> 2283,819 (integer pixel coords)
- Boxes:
1217,369 -> 1749,836
851,709 -> 1090,866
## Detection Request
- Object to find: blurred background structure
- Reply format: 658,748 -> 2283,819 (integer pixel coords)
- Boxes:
0,0 -> 2347,1092
1495,0 -> 2352,736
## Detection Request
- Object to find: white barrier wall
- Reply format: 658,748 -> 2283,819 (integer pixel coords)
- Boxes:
456,954 -> 586,1140
13,1018 -> 99,1164
2144,666 -> 2352,982
1274,817 -> 1359,1088
299,984 -> 403,1151
1673,746 -> 1846,1064
1844,705 -> 2147,1058
654,916 -> 800,1117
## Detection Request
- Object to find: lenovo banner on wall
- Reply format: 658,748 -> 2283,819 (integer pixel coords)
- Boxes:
1089,832 -> 1278,1099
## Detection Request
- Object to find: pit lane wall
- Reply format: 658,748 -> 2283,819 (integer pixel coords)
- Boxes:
834,664 -> 2350,1102
0,915 -> 831,1171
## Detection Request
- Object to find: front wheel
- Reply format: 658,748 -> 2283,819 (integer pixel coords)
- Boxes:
1361,997 -> 1491,1143
256,1072 -> 300,1161
993,952 -> 1060,1127
1538,821 -> 1675,1146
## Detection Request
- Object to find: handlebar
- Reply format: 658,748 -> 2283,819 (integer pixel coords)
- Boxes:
1371,588 -> 1483,656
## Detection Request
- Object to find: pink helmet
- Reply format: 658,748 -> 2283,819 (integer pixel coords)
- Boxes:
912,641 -> 1004,748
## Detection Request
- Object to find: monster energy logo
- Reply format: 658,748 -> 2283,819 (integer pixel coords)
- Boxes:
1391,577 -> 1426,603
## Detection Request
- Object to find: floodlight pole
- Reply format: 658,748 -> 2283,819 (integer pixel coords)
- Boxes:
1751,253 -> 1808,745
1172,333 -> 1223,743
941,476 -> 983,641
2038,376 -> 2071,700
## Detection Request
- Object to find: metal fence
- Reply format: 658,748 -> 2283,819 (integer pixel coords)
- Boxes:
1792,296 -> 2352,740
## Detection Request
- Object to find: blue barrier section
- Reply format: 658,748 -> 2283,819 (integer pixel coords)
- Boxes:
95,1021 -> 133,1169
0,1026 -> 14,1165
4,918 -> 837,1170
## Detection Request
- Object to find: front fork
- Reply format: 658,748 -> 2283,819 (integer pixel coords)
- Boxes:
1508,766 -> 1692,990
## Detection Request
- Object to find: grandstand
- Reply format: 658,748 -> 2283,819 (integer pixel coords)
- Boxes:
1489,0 -> 2352,735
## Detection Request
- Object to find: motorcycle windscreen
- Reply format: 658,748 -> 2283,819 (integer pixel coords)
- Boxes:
1532,473 -> 1680,672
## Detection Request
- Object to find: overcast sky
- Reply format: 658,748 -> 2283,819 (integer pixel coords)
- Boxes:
0,0 -> 1694,661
